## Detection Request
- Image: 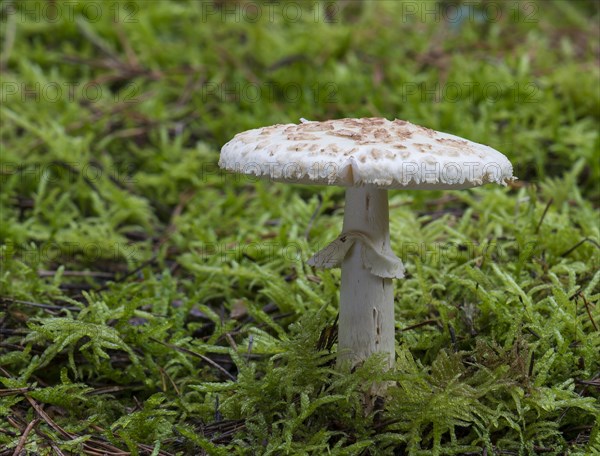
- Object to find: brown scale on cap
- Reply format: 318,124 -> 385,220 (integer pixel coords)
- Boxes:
389,120 -> 427,133
373,128 -> 392,141
433,137 -> 479,157
329,129 -> 361,139
239,135 -> 255,145
394,130 -> 413,140
418,125 -> 436,137
370,149 -> 381,159
287,123 -> 335,135
259,124 -> 287,135
334,118 -> 364,128
287,133 -> 320,141
299,122 -> 335,132
286,144 -> 309,152
435,137 -> 470,149
414,143 -> 433,152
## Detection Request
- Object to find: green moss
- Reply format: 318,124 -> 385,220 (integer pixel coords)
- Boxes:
1,0 -> 598,454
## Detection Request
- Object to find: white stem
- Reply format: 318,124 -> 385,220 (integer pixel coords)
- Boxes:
339,186 -> 395,368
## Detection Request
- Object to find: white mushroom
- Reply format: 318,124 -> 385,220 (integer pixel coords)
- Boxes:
219,118 -> 515,368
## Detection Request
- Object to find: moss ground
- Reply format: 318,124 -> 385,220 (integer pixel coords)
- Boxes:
0,1 -> 599,454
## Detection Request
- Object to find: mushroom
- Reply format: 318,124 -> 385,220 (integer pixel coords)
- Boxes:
219,117 -> 514,368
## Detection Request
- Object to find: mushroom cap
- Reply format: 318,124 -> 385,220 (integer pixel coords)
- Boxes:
219,118 -> 515,189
